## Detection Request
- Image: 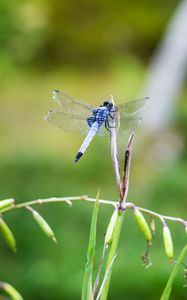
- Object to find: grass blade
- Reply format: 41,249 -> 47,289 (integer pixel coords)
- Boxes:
81,191 -> 100,300
100,211 -> 124,300
93,243 -> 106,298
96,253 -> 117,300
160,244 -> 187,300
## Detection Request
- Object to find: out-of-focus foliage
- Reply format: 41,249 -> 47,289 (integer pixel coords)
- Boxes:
0,0 -> 178,68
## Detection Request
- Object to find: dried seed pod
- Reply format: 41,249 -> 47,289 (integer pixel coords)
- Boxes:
163,224 -> 174,259
0,281 -> 23,300
0,218 -> 16,252
141,250 -> 152,269
150,217 -> 156,234
134,208 -> 152,245
28,207 -> 57,243
105,209 -> 118,247
0,199 -> 15,211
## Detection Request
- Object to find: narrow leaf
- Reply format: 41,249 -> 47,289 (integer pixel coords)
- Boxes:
105,209 -> 118,247
0,281 -> 23,300
100,211 -> 124,300
26,206 -> 57,243
0,218 -> 16,252
96,253 -> 117,300
160,244 -> 187,300
93,243 -> 106,298
82,191 -> 99,300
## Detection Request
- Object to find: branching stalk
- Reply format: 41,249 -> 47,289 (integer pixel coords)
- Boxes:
0,196 -> 185,226
100,96 -> 133,299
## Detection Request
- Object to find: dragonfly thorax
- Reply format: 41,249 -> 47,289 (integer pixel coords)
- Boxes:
95,106 -> 109,120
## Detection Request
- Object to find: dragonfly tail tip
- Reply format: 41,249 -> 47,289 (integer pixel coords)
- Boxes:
75,152 -> 83,162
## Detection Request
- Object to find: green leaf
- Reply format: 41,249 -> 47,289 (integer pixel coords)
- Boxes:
105,209 -> 118,247
81,190 -> 100,300
96,252 -> 117,300
160,244 -> 187,300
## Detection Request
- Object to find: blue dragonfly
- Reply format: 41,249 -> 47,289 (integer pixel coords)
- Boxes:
45,90 -> 151,162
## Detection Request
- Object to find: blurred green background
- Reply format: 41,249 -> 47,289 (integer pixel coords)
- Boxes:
0,0 -> 187,299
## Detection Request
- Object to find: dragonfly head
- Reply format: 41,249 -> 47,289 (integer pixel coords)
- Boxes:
102,101 -> 113,111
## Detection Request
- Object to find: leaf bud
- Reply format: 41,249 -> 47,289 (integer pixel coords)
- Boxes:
28,207 -> 57,243
134,208 -> 152,245
163,224 -> 174,260
0,218 -> 16,252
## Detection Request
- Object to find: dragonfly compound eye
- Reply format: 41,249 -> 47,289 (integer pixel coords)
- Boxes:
103,101 -> 113,110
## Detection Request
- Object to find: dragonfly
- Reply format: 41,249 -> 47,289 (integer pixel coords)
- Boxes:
44,90 -> 151,162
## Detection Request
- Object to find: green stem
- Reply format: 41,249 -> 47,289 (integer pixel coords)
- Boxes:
100,211 -> 124,300
0,197 -> 185,226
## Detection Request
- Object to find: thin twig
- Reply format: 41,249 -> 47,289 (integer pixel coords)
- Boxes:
119,132 -> 134,210
126,202 -> 186,226
0,196 -> 186,226
110,95 -> 123,200
0,196 -> 117,214
0,196 -> 87,213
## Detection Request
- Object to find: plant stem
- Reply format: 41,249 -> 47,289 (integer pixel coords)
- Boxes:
96,253 -> 117,300
93,243 -> 107,298
98,122 -> 134,299
110,95 -> 123,200
0,196 -> 185,226
100,211 -> 124,300
126,202 -> 186,225
119,132 -> 134,210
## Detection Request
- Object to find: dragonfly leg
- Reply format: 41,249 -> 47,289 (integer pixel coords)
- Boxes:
107,118 -> 115,129
105,120 -> 111,133
109,113 -> 114,119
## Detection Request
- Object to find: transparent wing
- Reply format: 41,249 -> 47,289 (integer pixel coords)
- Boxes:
51,90 -> 94,117
116,115 -> 142,136
98,114 -> 142,137
44,110 -> 90,135
117,97 -> 151,118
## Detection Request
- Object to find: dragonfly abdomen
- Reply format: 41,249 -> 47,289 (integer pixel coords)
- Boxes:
75,122 -> 99,162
